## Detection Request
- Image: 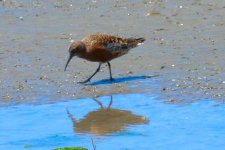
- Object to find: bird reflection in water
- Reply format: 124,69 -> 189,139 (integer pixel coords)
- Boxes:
67,96 -> 149,136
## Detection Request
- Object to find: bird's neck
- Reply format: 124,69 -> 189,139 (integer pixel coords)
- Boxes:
76,42 -> 88,58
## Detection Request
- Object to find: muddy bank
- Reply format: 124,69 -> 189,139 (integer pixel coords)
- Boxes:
0,0 -> 225,106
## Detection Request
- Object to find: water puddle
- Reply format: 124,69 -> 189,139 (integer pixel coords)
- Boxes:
1,94 -> 225,150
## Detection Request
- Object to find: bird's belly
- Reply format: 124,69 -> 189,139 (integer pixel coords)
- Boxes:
80,50 -> 127,63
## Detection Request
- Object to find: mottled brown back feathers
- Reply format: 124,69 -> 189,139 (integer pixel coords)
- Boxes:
82,34 -> 145,55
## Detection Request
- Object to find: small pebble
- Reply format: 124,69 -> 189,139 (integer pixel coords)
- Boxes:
19,16 -> 24,20
160,66 -> 166,69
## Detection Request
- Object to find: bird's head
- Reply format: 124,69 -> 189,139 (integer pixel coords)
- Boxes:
64,41 -> 85,71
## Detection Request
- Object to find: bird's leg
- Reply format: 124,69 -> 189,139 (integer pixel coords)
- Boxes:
107,62 -> 114,81
79,63 -> 102,84
107,95 -> 113,109
93,97 -> 104,109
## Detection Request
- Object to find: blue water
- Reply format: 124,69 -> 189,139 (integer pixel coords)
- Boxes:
0,94 -> 225,150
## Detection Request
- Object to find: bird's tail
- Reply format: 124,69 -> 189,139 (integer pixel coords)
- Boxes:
135,37 -> 145,44
126,37 -> 145,46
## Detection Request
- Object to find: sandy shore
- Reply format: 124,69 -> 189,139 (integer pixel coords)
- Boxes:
0,0 -> 225,106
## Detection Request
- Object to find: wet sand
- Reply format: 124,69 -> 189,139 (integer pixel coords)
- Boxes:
0,0 -> 225,106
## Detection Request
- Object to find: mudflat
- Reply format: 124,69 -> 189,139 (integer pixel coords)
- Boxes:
0,0 -> 225,106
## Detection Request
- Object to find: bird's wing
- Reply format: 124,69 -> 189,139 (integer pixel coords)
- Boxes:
82,34 -> 132,54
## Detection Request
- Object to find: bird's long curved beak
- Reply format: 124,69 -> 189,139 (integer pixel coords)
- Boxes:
64,55 -> 73,71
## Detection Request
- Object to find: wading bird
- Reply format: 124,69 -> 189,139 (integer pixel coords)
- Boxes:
64,33 -> 145,83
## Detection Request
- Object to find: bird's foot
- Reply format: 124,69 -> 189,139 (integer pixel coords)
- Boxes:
78,79 -> 90,84
110,78 -> 115,82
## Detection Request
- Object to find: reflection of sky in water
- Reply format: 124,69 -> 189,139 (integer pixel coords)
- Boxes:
0,94 -> 225,150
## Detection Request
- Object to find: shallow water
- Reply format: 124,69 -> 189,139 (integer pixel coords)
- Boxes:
1,93 -> 225,150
